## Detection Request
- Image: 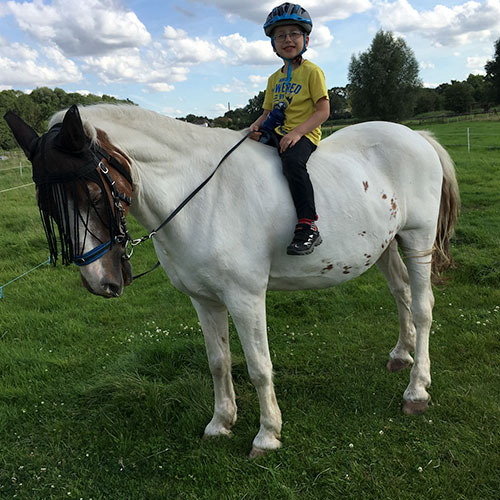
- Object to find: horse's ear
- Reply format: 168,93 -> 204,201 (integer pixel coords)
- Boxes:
3,111 -> 39,159
59,104 -> 87,153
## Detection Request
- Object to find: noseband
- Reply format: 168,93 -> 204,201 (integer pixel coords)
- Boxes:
72,144 -> 133,266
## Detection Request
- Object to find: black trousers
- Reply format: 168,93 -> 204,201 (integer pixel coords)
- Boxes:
269,130 -> 317,220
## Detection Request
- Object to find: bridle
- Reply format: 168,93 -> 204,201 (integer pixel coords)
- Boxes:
70,129 -> 252,269
72,143 -> 134,266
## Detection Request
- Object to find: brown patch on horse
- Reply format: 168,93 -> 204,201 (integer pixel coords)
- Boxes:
95,129 -> 133,216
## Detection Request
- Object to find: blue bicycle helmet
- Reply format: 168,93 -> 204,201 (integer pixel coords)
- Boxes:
264,3 -> 313,37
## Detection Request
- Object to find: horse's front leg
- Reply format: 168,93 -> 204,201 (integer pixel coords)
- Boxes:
226,291 -> 282,458
191,297 -> 237,438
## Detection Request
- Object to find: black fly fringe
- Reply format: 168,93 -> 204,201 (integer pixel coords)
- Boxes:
37,172 -> 117,266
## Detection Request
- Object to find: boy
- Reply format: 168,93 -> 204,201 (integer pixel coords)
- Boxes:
249,3 -> 330,255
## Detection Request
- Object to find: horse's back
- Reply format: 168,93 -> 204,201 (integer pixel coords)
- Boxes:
266,122 -> 444,290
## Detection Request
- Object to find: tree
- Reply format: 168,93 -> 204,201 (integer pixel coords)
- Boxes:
485,38 -> 500,104
443,80 -> 474,113
243,91 -> 265,123
414,87 -> 441,115
328,87 -> 350,119
348,30 -> 422,121
0,88 -> 134,150
466,74 -> 490,108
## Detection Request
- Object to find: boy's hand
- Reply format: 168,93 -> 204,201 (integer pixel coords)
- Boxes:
280,130 -> 302,153
249,123 -> 262,141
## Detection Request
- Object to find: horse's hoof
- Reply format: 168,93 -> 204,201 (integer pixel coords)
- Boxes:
249,447 -> 269,459
202,429 -> 232,440
387,358 -> 411,372
402,399 -> 430,415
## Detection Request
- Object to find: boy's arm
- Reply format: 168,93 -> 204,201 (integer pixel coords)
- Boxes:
279,97 -> 330,153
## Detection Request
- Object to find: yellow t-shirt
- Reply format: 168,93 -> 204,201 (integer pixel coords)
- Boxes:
263,60 -> 329,146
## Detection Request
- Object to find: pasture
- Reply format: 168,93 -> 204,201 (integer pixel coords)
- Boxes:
1,119 -> 499,499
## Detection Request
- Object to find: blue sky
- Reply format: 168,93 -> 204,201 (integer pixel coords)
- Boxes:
0,0 -> 498,118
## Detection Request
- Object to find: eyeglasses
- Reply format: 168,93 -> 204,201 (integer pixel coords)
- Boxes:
274,31 -> 303,43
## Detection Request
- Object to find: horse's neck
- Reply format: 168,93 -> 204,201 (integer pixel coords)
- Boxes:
124,122 -> 242,233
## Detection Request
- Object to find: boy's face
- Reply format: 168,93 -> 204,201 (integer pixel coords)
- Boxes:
273,24 -> 308,60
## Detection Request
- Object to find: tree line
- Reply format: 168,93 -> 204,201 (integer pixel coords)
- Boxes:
186,31 -> 500,128
0,88 -> 134,150
2,31 -> 500,148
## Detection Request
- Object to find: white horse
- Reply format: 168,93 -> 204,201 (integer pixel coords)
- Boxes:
5,104 -> 459,457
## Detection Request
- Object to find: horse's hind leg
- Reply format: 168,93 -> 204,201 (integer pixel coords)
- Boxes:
397,234 -> 435,415
376,240 -> 416,372
191,297 -> 237,438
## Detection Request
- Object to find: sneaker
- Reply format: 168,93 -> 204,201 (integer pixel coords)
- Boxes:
286,223 -> 323,255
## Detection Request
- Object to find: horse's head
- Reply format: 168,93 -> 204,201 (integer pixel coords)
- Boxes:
4,105 -> 133,298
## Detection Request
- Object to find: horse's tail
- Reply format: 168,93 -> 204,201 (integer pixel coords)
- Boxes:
417,130 -> 460,276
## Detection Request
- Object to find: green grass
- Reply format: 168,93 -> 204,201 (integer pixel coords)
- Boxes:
1,121 -> 499,499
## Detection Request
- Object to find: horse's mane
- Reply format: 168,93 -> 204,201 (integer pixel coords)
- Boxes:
48,104 -> 237,151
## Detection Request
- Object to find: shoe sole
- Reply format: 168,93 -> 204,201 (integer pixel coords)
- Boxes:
286,235 -> 323,256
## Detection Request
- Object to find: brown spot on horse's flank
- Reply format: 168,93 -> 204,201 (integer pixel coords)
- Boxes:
358,231 -> 367,237
321,263 -> 334,275
382,194 -> 387,200
343,265 -> 352,275
221,337 -> 227,344
391,199 -> 397,211
363,181 -> 369,192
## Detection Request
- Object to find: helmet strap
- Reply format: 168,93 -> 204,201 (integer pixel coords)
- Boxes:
272,33 -> 307,92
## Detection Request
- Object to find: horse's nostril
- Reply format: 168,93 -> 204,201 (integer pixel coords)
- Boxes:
102,282 -> 121,297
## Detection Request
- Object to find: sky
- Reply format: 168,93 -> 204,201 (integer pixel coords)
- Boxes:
0,0 -> 499,118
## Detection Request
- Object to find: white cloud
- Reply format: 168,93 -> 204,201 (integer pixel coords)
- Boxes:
189,0 -> 373,24
467,55 -> 488,73
248,74 -> 267,87
148,82 -> 175,92
5,0 -> 151,57
376,0 -> 500,46
213,77 -> 250,94
306,0 -> 373,22
214,102 -> 229,114
420,61 -> 435,70
163,25 -> 227,64
310,24 -> 334,49
162,106 -> 184,117
82,48 -> 189,89
213,84 -> 232,93
0,38 -> 82,87
219,33 -> 276,65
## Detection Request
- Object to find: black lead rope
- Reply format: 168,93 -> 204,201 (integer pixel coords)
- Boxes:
131,130 -> 253,280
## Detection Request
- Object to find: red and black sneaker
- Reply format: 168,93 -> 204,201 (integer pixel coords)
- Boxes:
286,223 -> 322,255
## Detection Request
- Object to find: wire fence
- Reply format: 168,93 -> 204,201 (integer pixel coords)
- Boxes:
0,151 -> 33,193
0,257 -> 51,299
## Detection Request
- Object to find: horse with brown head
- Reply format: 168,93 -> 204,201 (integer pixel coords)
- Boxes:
5,105 -> 134,297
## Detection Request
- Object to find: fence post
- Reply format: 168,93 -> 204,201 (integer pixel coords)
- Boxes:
467,127 -> 470,153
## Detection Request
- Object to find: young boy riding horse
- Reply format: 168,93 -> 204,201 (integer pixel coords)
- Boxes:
249,3 -> 330,255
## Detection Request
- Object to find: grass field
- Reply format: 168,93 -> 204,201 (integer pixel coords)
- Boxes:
1,120 -> 499,499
